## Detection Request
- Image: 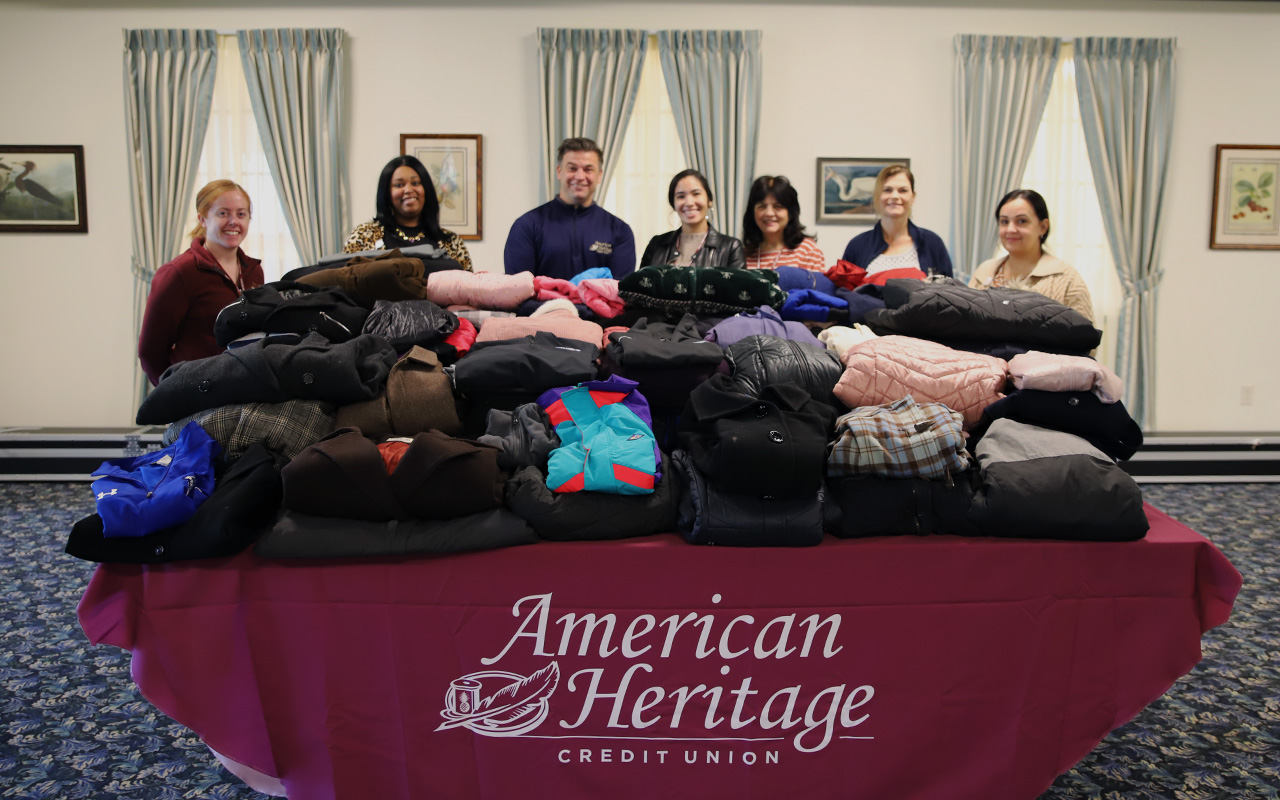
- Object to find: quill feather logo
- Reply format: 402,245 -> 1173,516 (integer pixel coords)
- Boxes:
437,662 -> 560,736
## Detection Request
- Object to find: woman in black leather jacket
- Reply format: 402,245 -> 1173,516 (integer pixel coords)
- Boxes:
639,169 -> 746,269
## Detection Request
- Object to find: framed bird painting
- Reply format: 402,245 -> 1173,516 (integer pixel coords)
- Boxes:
815,156 -> 909,225
400,134 -> 482,240
0,145 -> 87,233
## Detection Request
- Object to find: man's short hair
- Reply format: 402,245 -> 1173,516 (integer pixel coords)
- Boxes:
557,137 -> 603,165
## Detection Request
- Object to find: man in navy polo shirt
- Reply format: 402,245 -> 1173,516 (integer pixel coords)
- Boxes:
504,137 -> 636,280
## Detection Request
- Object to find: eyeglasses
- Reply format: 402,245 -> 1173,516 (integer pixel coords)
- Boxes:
213,210 -> 251,221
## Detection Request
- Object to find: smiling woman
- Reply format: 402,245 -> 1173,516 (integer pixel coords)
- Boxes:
839,165 -> 953,277
342,155 -> 474,269
136,180 -> 266,386
741,175 -> 825,271
968,188 -> 1095,322
639,168 -> 745,269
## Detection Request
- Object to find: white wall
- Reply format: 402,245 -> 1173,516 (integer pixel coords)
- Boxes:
1,1 -> 1276,431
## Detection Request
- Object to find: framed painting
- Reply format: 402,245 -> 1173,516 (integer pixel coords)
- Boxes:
1210,144 -> 1279,250
0,145 -> 88,233
400,134 -> 482,240
815,157 -> 909,224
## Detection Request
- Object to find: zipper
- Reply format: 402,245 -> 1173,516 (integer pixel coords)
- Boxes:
320,311 -> 352,336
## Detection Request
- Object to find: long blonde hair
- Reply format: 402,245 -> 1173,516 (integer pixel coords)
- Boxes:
189,179 -> 252,239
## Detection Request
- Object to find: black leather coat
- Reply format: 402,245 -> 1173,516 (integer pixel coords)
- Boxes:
640,226 -> 746,270
725,334 -> 844,407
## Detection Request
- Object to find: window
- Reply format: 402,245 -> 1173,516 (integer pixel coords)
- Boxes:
602,35 -> 688,255
1020,42 -> 1123,367
193,35 -> 300,282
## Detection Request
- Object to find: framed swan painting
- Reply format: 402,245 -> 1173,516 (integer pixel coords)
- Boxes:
0,145 -> 87,233
816,157 -> 909,225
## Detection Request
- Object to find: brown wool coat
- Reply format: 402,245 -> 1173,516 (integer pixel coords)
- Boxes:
335,347 -> 461,438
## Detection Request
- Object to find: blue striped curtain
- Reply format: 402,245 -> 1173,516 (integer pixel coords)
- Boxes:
951,35 -> 1060,279
1074,38 -> 1176,429
238,29 -> 348,265
657,30 -> 762,240
538,29 -> 647,202
123,29 -> 218,407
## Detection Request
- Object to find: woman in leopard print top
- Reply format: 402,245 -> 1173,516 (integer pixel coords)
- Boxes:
343,155 -> 474,271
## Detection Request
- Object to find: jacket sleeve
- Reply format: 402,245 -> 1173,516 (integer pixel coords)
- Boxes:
1062,268 -> 1096,323
841,230 -> 868,267
639,234 -> 666,268
610,220 -> 637,279
343,220 -> 382,254
440,232 -> 474,272
504,213 -> 537,275
722,237 -> 747,270
921,229 -> 954,277
137,261 -> 187,386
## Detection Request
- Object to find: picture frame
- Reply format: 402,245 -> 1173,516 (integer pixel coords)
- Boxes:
1210,144 -> 1279,250
815,157 -> 909,224
400,134 -> 482,240
0,145 -> 88,233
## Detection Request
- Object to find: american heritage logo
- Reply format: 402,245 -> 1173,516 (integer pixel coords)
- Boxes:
437,593 -> 875,756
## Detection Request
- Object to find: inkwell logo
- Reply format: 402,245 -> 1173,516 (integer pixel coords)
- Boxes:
437,663 -> 561,737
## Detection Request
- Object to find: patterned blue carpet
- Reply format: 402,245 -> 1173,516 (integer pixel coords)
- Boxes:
0,482 -> 1276,799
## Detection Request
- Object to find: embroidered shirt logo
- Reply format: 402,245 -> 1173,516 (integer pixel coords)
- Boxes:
96,488 -> 118,500
437,662 -> 560,737
589,241 -> 613,255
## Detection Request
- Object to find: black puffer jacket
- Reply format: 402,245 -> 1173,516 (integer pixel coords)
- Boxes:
725,335 -> 844,407
865,278 -> 1101,353
361,298 -> 458,352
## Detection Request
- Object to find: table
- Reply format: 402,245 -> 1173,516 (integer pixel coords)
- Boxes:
78,504 -> 1241,800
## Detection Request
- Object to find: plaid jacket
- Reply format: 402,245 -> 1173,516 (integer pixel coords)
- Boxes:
827,395 -> 969,480
164,399 -> 335,468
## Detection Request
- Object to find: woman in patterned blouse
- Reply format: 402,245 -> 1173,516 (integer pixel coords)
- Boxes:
740,175 -> 826,270
343,155 -> 473,270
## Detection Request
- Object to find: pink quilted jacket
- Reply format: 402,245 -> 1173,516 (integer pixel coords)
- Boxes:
835,336 -> 1008,428
427,270 -> 535,310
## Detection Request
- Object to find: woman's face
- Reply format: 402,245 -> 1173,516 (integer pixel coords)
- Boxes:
997,197 -> 1049,257
877,173 -> 915,220
754,193 -> 789,242
389,165 -> 425,224
200,191 -> 251,252
673,175 -> 709,230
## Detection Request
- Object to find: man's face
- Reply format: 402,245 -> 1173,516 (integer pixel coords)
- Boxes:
556,150 -> 601,207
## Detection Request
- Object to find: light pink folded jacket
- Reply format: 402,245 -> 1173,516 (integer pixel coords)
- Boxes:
474,307 -> 606,349
578,278 -> 624,318
427,270 -> 535,310
534,276 -> 581,303
835,335 -> 1008,429
1008,351 -> 1123,403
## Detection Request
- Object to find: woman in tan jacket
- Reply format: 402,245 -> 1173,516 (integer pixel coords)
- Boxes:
969,189 -> 1094,322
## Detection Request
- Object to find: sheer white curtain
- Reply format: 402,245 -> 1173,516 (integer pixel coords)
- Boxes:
193,34 -> 300,282
1019,43 -> 1123,368
602,35 -> 688,255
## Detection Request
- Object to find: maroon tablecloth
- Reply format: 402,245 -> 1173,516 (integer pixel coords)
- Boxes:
78,504 -> 1241,800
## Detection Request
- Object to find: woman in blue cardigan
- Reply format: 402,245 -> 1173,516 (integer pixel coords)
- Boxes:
840,165 -> 953,277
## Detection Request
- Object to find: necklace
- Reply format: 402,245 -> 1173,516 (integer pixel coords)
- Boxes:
756,243 -> 785,269
392,225 -> 427,244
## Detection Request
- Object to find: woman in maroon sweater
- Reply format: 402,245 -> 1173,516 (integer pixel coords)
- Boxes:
137,180 -> 265,385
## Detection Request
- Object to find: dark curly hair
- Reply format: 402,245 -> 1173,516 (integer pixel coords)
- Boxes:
741,175 -> 810,254
375,155 -> 444,242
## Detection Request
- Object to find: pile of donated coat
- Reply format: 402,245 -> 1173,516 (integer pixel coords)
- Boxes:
67,248 -> 1148,564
